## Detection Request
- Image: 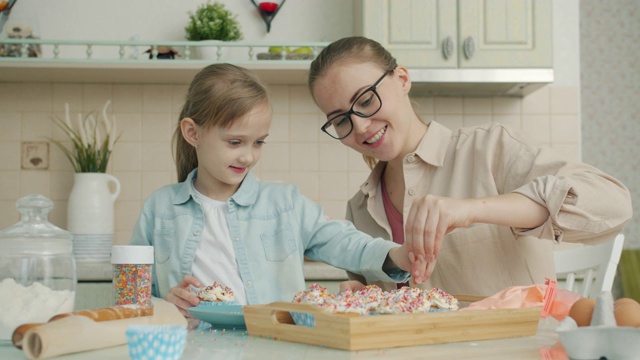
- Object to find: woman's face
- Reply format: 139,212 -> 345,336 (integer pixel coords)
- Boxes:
312,62 -> 414,162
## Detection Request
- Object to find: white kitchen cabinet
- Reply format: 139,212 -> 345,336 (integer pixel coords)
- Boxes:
355,0 -> 552,68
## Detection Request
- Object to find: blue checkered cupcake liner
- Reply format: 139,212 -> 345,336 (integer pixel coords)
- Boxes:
290,312 -> 316,328
289,308 -> 450,327
125,324 -> 187,360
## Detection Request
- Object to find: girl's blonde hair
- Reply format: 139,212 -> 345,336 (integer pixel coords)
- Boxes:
173,63 -> 269,182
308,36 -> 398,170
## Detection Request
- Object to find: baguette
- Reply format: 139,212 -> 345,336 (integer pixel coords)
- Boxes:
49,304 -> 153,322
12,305 -> 154,349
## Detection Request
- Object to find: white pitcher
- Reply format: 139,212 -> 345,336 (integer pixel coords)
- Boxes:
67,173 -> 121,235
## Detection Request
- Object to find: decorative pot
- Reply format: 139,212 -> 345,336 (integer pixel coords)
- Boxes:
194,41 -> 246,62
196,44 -> 225,60
67,173 -> 121,261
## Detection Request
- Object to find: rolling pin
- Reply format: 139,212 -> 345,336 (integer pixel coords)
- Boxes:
12,305 -> 153,349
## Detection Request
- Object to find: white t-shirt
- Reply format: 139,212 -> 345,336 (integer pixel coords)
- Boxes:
190,184 -> 248,304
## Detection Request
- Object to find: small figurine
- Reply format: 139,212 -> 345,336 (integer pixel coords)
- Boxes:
144,46 -> 178,60
0,23 -> 41,57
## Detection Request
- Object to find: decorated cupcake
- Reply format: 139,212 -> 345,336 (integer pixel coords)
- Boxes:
291,283 -> 459,316
196,281 -> 237,306
425,287 -> 459,311
292,283 -> 335,309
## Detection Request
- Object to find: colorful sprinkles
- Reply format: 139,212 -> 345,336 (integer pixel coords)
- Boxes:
196,281 -> 236,303
292,283 -> 459,315
113,264 -> 152,308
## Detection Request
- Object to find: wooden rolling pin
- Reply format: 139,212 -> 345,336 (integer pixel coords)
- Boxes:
12,305 -> 154,349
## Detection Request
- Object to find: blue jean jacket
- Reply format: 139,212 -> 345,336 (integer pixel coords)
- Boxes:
130,169 -> 408,304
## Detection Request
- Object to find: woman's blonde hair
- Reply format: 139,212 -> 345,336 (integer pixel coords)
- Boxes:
173,63 -> 269,182
309,36 -> 398,170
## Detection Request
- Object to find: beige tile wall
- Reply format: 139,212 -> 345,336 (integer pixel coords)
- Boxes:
0,82 -> 580,245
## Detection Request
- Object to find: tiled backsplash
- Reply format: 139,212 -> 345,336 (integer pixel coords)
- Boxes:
0,82 -> 580,245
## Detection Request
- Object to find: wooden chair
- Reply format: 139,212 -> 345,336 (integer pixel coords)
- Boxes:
553,234 -> 625,298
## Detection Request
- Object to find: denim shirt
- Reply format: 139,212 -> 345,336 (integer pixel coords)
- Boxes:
130,169 -> 408,304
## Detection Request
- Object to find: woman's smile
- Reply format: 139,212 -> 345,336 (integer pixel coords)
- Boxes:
365,125 -> 387,146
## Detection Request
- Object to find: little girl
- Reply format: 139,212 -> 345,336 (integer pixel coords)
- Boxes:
130,63 -> 424,317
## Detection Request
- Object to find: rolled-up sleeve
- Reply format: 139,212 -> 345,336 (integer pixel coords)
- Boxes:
506,139 -> 632,244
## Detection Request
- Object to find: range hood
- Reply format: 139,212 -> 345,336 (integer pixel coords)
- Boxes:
408,68 -> 554,97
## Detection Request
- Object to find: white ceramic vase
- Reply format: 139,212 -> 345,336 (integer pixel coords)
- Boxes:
67,173 -> 121,261
197,45 -> 224,60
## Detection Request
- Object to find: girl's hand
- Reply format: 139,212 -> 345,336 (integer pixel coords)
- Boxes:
165,274 -> 202,318
405,195 -> 474,283
339,280 -> 366,293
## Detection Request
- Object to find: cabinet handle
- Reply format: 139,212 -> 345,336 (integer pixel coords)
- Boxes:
442,36 -> 454,60
463,36 -> 475,59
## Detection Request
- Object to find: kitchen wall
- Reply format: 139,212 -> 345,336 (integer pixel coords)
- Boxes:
0,1 -> 582,247
580,0 -> 639,249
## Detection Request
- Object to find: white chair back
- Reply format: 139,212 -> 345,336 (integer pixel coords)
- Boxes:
553,234 -> 625,298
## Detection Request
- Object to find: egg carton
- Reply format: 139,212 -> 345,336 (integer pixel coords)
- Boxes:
557,291 -> 640,360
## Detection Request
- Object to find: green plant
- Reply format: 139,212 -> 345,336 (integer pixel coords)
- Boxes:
50,101 -> 120,173
185,1 -> 243,41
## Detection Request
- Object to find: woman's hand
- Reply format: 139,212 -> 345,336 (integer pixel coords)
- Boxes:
388,243 -> 434,283
404,195 -> 474,283
404,193 -> 549,283
165,274 -> 202,318
339,280 -> 366,293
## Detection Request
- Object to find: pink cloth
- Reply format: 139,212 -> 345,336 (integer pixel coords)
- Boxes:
461,284 -> 583,321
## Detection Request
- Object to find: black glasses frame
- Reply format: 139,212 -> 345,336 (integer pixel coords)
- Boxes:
321,69 -> 394,140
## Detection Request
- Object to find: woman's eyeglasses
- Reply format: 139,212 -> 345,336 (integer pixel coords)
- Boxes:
321,69 -> 393,140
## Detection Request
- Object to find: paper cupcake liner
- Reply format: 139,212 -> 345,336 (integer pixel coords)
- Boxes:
125,324 -> 187,360
290,312 -> 316,328
290,307 -> 450,327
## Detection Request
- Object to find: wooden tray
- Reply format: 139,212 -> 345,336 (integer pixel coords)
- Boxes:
242,298 -> 542,351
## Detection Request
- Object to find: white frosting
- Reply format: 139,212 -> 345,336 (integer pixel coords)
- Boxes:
197,282 -> 235,302
293,284 -> 459,315
426,288 -> 459,310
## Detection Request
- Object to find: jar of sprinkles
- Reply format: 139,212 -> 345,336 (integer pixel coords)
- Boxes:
111,245 -> 153,308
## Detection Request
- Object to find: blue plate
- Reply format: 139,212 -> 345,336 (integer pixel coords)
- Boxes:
187,304 -> 246,329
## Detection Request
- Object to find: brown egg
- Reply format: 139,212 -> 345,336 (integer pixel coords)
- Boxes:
614,298 -> 640,327
569,298 -> 596,326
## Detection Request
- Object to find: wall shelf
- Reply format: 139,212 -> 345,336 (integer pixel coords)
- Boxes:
0,59 -> 314,85
0,39 -> 553,95
0,39 -> 326,85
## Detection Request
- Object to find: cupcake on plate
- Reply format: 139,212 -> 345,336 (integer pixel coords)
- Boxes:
196,281 -> 237,306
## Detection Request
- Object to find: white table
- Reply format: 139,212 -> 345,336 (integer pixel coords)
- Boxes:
0,317 -> 567,360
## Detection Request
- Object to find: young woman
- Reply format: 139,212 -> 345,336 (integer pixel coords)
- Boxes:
308,36 -> 632,296
129,63 -> 427,317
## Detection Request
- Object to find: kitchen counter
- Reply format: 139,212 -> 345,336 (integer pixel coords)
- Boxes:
76,260 -> 348,282
0,317 -> 567,359
74,260 -> 348,310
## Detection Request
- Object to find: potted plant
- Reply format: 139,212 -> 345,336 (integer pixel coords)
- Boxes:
185,1 -> 243,42
51,101 -> 119,173
50,101 -> 122,260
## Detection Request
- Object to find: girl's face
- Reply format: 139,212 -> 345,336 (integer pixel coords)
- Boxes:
191,101 -> 271,200
312,62 -> 415,163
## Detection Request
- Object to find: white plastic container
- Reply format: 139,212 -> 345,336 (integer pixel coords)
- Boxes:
111,245 -> 154,308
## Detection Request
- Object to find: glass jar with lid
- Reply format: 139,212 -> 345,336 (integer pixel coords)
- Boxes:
0,194 -> 77,341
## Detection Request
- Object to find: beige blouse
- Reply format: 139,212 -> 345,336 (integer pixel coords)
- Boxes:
346,121 -> 632,296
